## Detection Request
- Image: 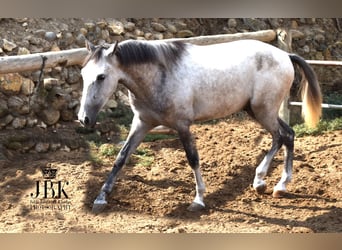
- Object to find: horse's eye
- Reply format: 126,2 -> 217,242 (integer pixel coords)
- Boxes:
96,74 -> 106,82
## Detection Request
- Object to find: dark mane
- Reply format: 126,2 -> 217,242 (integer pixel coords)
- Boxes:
82,40 -> 187,69
116,40 -> 187,68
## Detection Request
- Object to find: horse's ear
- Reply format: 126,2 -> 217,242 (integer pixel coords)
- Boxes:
106,41 -> 119,57
85,40 -> 96,52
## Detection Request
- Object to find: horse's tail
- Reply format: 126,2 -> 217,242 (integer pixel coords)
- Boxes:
289,54 -> 322,128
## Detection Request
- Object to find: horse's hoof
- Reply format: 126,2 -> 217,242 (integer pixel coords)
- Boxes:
92,199 -> 107,213
272,190 -> 286,198
187,202 -> 205,212
254,184 -> 267,194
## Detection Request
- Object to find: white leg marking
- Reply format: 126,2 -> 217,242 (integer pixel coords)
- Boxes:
193,168 -> 206,207
274,166 -> 292,192
253,155 -> 271,190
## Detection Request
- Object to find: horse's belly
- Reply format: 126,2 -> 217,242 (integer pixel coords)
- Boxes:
193,94 -> 249,122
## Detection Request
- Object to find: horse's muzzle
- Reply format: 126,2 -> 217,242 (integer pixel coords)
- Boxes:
79,116 -> 95,128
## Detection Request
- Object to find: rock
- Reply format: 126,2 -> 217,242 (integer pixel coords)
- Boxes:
50,143 -> 61,151
40,109 -> 60,125
17,47 -> 30,55
108,21 -> 124,35
26,117 -> 38,127
153,33 -> 164,40
134,29 -> 144,37
21,78 -> 35,95
227,18 -> 237,28
34,29 -> 46,38
84,22 -> 96,32
0,73 -> 24,95
151,22 -> 167,32
12,117 -> 27,129
0,114 -> 14,128
2,39 -> 17,52
60,109 -> 74,121
44,78 -> 59,90
105,99 -> 118,109
67,67 -> 81,84
35,142 -> 50,153
166,23 -> 177,34
176,30 -> 194,38
101,30 -> 110,42
314,34 -> 325,43
0,99 -> 9,118
7,96 -> 24,113
45,31 -> 57,41
124,22 -> 135,32
96,21 -> 107,29
60,32 -> 74,47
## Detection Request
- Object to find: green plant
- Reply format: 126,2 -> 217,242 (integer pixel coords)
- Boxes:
293,117 -> 342,137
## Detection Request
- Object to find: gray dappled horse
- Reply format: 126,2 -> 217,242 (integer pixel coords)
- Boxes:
78,39 -> 322,213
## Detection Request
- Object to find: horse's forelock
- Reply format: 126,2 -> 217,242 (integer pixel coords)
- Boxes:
82,45 -> 108,67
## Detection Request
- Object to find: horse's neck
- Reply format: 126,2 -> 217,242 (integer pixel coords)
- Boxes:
119,63 -> 161,101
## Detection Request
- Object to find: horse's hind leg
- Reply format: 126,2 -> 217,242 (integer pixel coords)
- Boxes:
252,115 -> 294,197
272,118 -> 294,198
177,124 -> 206,211
253,130 -> 282,194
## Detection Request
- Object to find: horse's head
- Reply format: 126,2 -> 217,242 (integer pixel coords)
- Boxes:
78,41 -> 121,128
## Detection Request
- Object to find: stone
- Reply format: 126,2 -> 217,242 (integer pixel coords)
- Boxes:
26,118 -> 38,127
153,33 -> 164,40
101,30 -> 110,42
151,22 -> 167,32
21,78 -> 35,95
7,96 -> 24,112
40,109 -> 60,125
96,21 -> 107,29
108,21 -> 124,35
134,29 -> 144,37
34,29 -> 46,38
105,99 -> 118,109
2,39 -> 17,52
166,23 -> 177,34
45,31 -> 57,41
0,99 -> 9,118
314,34 -> 325,43
67,67 -> 81,84
0,114 -> 14,128
227,18 -> 237,28
50,143 -> 61,151
124,22 -> 135,32
176,30 -> 194,38
60,109 -> 74,121
44,78 -> 59,90
12,117 -> 27,129
84,22 -> 96,32
35,142 -> 50,153
17,47 -> 30,55
0,73 -> 23,95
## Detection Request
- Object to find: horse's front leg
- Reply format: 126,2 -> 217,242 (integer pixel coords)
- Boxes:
177,125 -> 206,211
92,116 -> 152,213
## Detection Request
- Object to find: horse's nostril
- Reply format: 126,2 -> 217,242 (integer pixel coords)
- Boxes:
84,116 -> 90,125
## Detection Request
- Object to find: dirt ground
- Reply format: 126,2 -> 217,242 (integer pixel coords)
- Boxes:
0,117 -> 341,233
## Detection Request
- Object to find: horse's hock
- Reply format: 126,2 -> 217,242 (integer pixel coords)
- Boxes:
0,18 -> 341,154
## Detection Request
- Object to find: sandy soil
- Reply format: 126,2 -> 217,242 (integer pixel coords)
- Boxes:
0,118 -> 341,233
